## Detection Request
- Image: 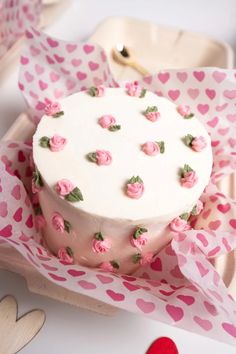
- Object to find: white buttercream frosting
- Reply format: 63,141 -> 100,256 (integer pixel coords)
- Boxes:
33,88 -> 212,221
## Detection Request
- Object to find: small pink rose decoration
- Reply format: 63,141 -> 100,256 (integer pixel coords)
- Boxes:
44,102 -> 64,117
125,81 -> 146,98
132,252 -> 154,265
52,212 -> 72,233
49,135 -> 67,152
58,247 -> 74,264
142,141 -> 159,156
130,227 -> 148,249
52,212 -> 65,232
126,176 -> 144,199
192,136 -> 207,152
32,170 -> 43,194
177,104 -> 194,119
192,199 -> 204,215
87,150 -> 112,166
35,214 -> 46,231
39,135 -> 67,152
98,115 -> 116,128
55,180 -> 83,202
99,260 -> 119,272
184,134 -> 207,152
180,164 -> 198,188
142,141 -> 165,156
92,232 -> 111,253
88,85 -> 105,97
140,252 -> 154,265
169,216 -> 188,232
55,179 -> 74,196
144,106 -> 160,122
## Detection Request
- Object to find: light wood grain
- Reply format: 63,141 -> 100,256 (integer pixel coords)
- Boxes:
0,296 -> 45,354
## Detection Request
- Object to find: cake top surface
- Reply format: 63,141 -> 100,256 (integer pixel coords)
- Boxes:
33,87 -> 212,221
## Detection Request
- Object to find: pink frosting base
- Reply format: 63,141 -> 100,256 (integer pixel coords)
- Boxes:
39,186 -> 174,274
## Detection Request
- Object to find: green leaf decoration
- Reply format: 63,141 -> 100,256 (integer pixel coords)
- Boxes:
64,220 -> 72,233
87,152 -> 97,163
52,111 -> 64,118
33,170 -> 43,188
128,176 -> 143,184
139,88 -> 147,98
65,187 -> 84,202
157,141 -> 165,154
145,106 -> 158,114
34,205 -> 42,215
134,227 -> 148,239
184,112 -> 194,119
95,232 -> 104,241
179,212 -> 189,221
191,205 -> 198,216
108,124 -> 121,132
181,164 -> 193,177
110,260 -> 120,269
183,134 -> 194,147
66,246 -> 73,257
39,136 -> 50,148
132,253 -> 142,264
88,86 -> 97,97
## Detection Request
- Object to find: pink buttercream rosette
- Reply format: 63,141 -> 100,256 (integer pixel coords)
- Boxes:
0,0 -> 41,59
1,28 -> 236,345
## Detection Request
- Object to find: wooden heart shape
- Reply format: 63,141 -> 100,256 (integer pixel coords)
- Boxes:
0,296 -> 45,354
146,337 -> 179,354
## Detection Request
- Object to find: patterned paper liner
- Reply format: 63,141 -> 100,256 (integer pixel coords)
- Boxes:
1,27 -> 236,345
0,0 -> 41,59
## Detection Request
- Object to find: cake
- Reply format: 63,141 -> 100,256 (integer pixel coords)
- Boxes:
32,83 -> 212,274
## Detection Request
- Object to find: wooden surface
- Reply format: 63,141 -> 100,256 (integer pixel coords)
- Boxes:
0,295 -> 45,354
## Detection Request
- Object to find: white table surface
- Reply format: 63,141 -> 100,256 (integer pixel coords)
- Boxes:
0,0 -> 236,353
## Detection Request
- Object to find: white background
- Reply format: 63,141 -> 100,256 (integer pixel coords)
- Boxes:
0,0 -> 236,353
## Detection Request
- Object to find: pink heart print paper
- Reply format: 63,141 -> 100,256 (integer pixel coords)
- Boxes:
1,28 -> 236,345
0,0 -> 41,59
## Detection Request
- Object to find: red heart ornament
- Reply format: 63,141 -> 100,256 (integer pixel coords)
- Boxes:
146,337 -> 179,354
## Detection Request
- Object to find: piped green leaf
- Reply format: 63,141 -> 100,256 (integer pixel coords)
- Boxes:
181,164 -> 193,177
88,86 -> 97,97
157,141 -> 165,154
184,112 -> 194,119
110,260 -> 120,269
65,187 -> 84,202
132,253 -> 142,264
179,212 -> 189,221
128,176 -> 143,184
52,111 -> 64,118
64,220 -> 72,233
133,227 -> 148,239
108,125 -> 121,132
95,232 -> 104,241
39,136 -> 50,148
33,170 -> 43,188
87,152 -> 97,163
145,106 -> 158,114
183,134 -> 194,147
66,246 -> 73,257
191,205 -> 198,216
139,88 -> 147,98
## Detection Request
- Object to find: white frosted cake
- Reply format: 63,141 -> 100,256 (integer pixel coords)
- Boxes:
32,83 -> 212,273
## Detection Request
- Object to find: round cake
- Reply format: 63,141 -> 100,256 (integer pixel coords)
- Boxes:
32,84 -> 212,274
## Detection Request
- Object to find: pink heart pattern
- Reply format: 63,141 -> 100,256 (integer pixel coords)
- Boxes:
1,30 -> 236,346
19,28 -> 116,123
0,0 -> 41,59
